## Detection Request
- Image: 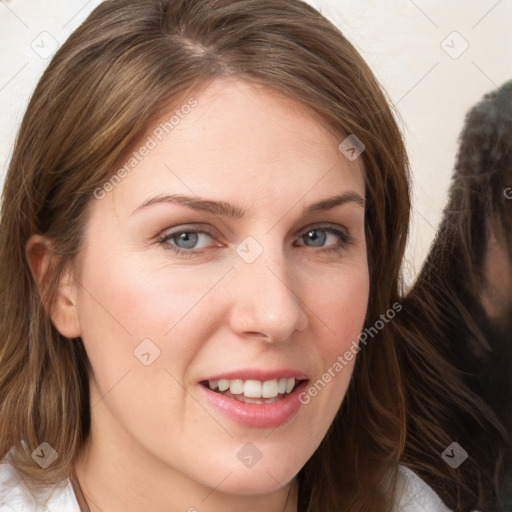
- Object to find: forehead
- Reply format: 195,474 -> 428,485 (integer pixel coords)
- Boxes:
101,77 -> 366,217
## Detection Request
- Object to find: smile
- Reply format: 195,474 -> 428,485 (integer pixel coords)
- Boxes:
203,377 -> 301,403
198,374 -> 309,429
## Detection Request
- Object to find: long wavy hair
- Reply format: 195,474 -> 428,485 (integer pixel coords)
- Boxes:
0,0 -> 493,510
399,81 -> 512,511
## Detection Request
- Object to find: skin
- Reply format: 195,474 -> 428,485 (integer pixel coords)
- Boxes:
480,224 -> 512,321
28,78 -> 369,512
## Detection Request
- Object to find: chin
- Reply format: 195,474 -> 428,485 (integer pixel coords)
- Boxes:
217,467 -> 299,495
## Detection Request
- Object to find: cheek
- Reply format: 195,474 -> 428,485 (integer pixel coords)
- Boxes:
75,251 -> 232,382
74,252 -> 234,444
295,265 -> 369,419
308,264 -> 369,354
78,249 -> 218,335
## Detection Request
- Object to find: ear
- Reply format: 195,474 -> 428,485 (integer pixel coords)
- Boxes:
26,235 -> 82,338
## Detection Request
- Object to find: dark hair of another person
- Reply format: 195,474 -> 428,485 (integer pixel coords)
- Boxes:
399,81 -> 512,511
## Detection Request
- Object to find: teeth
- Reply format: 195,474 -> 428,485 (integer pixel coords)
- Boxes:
207,377 -> 298,399
229,379 -> 244,395
262,379 -> 278,398
218,379 -> 229,392
243,380 -> 262,398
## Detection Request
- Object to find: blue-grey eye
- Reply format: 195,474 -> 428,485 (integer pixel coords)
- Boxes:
160,229 -> 217,253
302,229 -> 327,247
173,232 -> 199,249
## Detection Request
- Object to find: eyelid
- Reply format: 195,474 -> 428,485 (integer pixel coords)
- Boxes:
159,225 -> 221,245
159,223 -> 217,237
295,222 -> 348,236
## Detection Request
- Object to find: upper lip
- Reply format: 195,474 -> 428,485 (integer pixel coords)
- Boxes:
200,368 -> 309,382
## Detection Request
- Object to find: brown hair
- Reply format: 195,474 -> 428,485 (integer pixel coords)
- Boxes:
2,0 -> 412,509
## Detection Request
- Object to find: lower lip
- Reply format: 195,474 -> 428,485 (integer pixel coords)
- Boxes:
198,381 -> 308,429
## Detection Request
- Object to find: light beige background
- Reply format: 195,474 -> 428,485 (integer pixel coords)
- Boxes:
1,0 -> 511,282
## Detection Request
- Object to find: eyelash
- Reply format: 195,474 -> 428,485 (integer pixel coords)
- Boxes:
158,225 -> 354,258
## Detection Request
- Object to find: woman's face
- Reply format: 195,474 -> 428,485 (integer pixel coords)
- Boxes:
70,78 -> 368,499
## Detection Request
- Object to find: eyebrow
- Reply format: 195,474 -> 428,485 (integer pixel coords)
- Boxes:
132,191 -> 365,218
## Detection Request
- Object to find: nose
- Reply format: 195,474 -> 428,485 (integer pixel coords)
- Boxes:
227,249 -> 309,343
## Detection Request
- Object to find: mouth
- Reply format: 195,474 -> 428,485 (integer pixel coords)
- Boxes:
200,377 -> 306,405
198,373 -> 310,428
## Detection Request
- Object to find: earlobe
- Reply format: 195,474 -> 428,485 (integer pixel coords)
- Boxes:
26,235 -> 82,339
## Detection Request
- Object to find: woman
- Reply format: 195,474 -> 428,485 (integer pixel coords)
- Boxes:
0,0 -> 492,510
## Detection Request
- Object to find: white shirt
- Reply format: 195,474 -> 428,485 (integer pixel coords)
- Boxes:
0,457 -> 458,511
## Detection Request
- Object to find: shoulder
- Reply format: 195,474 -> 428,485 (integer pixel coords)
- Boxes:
395,466 -> 480,512
394,465 -> 452,512
0,453 -> 79,512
